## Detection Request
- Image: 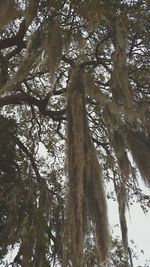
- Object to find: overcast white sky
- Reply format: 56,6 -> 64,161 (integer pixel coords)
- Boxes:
1,143 -> 150,266
2,200 -> 150,267
108,183 -> 150,267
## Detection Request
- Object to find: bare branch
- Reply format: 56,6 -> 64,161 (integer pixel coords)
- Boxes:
0,93 -> 66,120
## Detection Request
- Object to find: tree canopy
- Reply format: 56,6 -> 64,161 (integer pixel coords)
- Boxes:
0,0 -> 150,266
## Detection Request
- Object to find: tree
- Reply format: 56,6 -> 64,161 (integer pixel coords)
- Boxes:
0,0 -> 150,266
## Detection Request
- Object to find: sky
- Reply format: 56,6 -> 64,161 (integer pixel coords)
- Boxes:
1,143 -> 150,266
2,186 -> 150,267
108,183 -> 150,267
2,201 -> 150,267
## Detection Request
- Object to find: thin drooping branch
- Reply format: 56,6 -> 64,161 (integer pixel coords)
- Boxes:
14,137 -> 53,199
15,137 -> 43,184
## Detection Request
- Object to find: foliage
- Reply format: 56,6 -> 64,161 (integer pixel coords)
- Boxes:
0,0 -> 150,266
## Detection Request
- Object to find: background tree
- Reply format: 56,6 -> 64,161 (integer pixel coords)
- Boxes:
0,0 -> 150,266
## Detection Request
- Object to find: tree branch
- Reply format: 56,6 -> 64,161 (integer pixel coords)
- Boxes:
0,20 -> 27,50
0,93 -> 66,120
